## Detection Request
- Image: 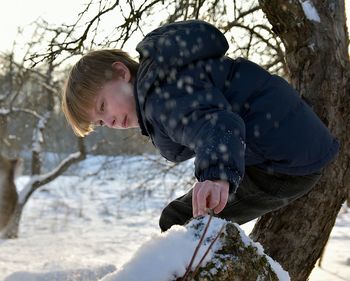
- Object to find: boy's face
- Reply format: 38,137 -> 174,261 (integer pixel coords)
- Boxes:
87,62 -> 139,130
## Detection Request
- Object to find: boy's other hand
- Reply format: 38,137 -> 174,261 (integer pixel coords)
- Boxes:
192,179 -> 229,217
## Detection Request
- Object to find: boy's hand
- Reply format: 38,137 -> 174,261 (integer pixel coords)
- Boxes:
192,179 -> 229,217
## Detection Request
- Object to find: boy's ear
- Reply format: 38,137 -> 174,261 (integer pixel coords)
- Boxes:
111,61 -> 131,82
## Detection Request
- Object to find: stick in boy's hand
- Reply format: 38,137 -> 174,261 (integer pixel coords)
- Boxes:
192,179 -> 229,218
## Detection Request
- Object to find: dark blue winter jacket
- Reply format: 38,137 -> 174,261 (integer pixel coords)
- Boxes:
133,20 -> 340,191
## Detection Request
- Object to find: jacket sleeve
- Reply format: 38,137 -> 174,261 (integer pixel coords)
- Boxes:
145,74 -> 246,192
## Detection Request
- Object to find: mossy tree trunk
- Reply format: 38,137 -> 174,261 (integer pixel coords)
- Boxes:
177,222 -> 284,281
250,1 -> 350,281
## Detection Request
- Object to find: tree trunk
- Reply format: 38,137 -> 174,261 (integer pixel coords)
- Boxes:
250,1 -> 350,280
0,204 -> 23,239
0,156 -> 18,235
177,221 -> 286,281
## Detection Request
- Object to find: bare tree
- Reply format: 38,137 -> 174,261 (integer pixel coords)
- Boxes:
29,0 -> 282,74
0,138 -> 86,238
0,24 -> 89,238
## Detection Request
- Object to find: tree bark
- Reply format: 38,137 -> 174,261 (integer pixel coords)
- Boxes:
0,115 -> 8,152
250,1 -> 350,280
0,156 -> 18,232
177,221 -> 285,281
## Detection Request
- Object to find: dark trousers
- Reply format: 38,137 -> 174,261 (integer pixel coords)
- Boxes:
159,165 -> 322,232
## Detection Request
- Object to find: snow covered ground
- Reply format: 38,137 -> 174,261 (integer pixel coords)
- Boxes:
0,154 -> 349,280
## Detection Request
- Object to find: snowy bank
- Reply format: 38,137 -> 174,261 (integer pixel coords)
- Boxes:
4,265 -> 116,281
101,216 -> 290,281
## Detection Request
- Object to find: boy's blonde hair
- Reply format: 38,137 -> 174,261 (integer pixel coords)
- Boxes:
62,49 -> 139,137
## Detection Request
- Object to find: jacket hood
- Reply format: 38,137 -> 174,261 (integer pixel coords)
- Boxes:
136,20 -> 229,71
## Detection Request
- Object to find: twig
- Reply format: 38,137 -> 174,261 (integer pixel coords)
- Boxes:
182,210 -> 214,281
190,223 -> 225,279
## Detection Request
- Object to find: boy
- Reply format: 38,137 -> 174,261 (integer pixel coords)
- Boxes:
62,20 -> 340,232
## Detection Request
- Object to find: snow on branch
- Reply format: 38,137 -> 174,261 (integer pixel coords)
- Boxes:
18,150 -> 86,205
0,107 -> 43,119
0,108 -> 10,115
299,0 -> 321,22
32,112 -> 50,153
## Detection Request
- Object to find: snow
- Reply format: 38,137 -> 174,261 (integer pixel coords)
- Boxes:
299,0 -> 321,22
309,43 -> 316,51
0,108 -> 10,115
0,154 -> 349,280
101,216 -> 225,281
235,223 -> 290,281
4,265 -> 116,281
32,112 -> 50,153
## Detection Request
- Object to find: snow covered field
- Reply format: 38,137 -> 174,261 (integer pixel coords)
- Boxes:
0,154 -> 349,280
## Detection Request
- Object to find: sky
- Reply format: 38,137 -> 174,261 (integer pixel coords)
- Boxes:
0,0 -> 84,51
0,0 -> 350,56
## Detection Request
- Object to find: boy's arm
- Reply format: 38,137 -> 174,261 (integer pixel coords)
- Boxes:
146,77 -> 246,195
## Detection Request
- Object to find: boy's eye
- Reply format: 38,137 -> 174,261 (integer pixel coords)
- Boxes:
100,102 -> 105,112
